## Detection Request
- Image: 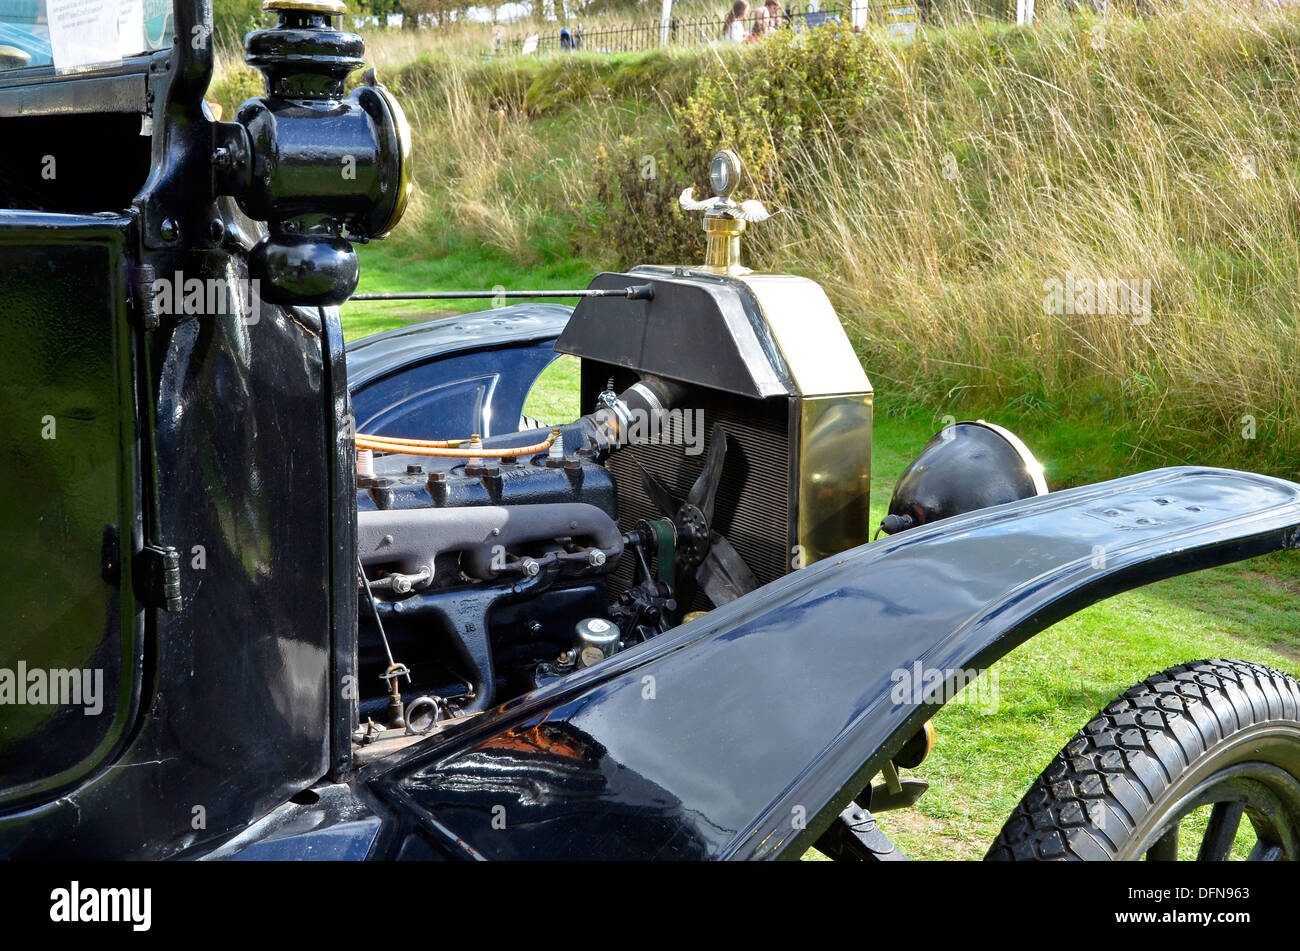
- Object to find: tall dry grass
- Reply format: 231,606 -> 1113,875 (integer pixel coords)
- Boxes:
210,5 -> 1300,477
730,4 -> 1300,476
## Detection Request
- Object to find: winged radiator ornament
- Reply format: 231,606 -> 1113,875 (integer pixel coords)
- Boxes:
678,187 -> 776,223
677,151 -> 779,274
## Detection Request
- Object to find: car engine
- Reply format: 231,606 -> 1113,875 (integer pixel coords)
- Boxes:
351,263 -> 877,740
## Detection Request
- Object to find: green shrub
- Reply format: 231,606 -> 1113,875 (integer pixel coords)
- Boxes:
676,26 -> 888,196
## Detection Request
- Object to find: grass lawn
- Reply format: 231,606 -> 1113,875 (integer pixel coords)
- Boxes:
341,245 -> 1300,861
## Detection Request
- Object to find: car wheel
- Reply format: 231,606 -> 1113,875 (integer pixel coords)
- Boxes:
986,658 -> 1300,860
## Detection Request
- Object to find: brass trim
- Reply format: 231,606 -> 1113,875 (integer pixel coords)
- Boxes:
372,82 -> 413,238
796,393 -> 873,567
738,274 -> 872,398
263,0 -> 347,14
680,150 -> 772,273
701,215 -> 748,275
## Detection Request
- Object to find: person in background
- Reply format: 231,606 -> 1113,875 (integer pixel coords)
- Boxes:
723,0 -> 749,41
753,0 -> 781,35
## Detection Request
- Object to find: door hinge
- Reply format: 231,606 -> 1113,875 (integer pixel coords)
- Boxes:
134,544 -> 182,613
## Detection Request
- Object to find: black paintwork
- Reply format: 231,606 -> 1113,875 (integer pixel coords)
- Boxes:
214,9 -> 411,304
3,0 -> 1299,863
347,304 -> 570,440
558,268 -> 793,399
0,2 -> 358,858
197,783 -> 382,861
883,422 -> 1042,533
354,467 -> 1300,859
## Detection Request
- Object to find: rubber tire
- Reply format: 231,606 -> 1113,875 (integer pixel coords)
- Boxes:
986,658 -> 1300,861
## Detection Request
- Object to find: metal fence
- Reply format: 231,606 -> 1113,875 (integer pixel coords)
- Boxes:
524,6 -> 861,55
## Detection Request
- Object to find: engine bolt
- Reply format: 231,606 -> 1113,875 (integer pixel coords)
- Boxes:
521,558 -> 540,577
357,448 -> 375,484
586,549 -> 607,567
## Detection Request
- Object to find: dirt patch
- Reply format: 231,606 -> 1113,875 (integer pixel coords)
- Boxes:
882,807 -> 990,861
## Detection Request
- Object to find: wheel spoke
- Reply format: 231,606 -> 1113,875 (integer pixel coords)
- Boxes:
1146,823 -> 1179,861
1197,801 -> 1245,861
1247,841 -> 1284,861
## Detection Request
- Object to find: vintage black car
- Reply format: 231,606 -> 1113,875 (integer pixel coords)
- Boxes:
1,0 -> 1298,861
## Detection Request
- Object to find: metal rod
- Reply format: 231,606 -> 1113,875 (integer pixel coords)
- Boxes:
357,556 -> 409,683
350,284 -> 654,303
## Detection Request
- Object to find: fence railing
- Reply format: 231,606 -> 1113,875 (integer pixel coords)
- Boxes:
516,6 -> 866,55
493,1 -> 1133,55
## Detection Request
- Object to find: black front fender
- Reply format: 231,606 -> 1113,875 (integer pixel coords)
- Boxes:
364,467 -> 1300,859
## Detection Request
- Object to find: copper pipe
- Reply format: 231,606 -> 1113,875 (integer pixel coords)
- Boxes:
356,430 -> 560,458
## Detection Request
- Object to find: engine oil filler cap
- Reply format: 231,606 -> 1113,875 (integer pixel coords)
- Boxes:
575,618 -> 619,668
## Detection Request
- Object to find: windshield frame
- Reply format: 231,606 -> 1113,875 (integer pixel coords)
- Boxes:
0,0 -> 181,82
0,0 -> 201,120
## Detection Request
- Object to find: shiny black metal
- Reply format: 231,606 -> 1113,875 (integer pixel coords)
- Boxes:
0,2 -> 358,858
558,268 -> 794,399
347,305 -> 569,441
352,467 -> 1300,860
5,1 -> 1300,865
881,421 -> 1045,535
815,804 -> 908,860
215,9 -> 410,304
194,782 -> 382,861
352,285 -> 654,301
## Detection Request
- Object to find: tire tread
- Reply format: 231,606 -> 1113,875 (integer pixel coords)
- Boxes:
985,658 -> 1300,861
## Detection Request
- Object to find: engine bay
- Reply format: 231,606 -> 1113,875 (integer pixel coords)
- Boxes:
349,265 -> 876,749
355,372 -> 743,740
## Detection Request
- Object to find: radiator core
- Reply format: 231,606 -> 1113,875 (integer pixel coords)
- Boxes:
584,363 -> 795,609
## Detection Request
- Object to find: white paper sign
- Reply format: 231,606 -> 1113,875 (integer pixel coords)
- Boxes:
46,0 -> 125,71
119,0 -> 145,57
522,34 -> 539,55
